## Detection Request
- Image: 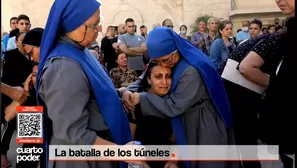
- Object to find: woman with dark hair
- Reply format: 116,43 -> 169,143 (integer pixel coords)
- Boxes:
1,63 -> 42,168
109,51 -> 138,88
268,25 -> 277,34
128,61 -> 177,168
262,28 -> 268,34
162,19 -> 174,29
179,25 -> 191,40
209,20 -> 236,74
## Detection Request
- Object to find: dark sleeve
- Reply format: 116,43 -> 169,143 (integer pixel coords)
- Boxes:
1,52 -> 13,83
0,119 -> 16,154
100,37 -> 108,51
39,58 -> 97,145
111,37 -> 118,44
251,36 -> 277,61
139,66 -> 207,118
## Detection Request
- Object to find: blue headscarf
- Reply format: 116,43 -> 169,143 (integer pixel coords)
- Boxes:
147,27 -> 233,167
38,0 -> 131,166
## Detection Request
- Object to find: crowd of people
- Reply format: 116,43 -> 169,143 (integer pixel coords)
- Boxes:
1,0 -> 295,168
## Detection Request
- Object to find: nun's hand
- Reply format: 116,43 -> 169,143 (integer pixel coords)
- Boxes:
132,92 -> 140,106
122,90 -> 135,112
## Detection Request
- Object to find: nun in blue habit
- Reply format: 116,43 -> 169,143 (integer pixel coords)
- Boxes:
37,0 -> 131,168
123,27 -> 240,168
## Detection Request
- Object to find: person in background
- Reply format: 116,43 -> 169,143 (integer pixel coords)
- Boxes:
5,29 -> 20,51
112,24 -> 127,52
109,51 -> 138,88
248,19 -> 262,38
223,32 -> 283,168
179,25 -> 191,40
2,32 -> 8,40
22,28 -> 44,63
162,19 -> 174,30
101,26 -> 117,72
260,0 -> 295,167
191,20 -> 206,47
274,18 -> 282,31
140,25 -> 147,39
198,17 -> 219,56
268,25 -> 277,34
118,18 -> 147,77
209,20 -> 236,74
2,17 -> 18,48
236,20 -> 250,44
239,19 -> 262,45
2,28 -> 44,168
38,0 -> 137,167
262,27 -> 268,34
2,63 -> 44,168
6,15 -> 31,51
1,32 -> 32,126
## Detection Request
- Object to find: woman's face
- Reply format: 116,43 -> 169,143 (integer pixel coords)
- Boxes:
275,0 -> 295,16
262,28 -> 268,34
269,26 -> 276,33
249,23 -> 261,38
220,23 -> 233,38
24,45 -> 40,63
116,53 -> 127,67
164,20 -> 174,29
153,50 -> 180,68
148,65 -> 172,96
208,19 -> 219,32
180,26 -> 187,33
32,65 -> 38,89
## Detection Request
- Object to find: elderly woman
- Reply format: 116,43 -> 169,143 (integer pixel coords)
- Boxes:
122,27 -> 239,168
109,51 -> 138,88
37,0 -> 135,168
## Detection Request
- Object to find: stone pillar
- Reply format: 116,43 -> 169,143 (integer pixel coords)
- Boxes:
175,0 -> 184,27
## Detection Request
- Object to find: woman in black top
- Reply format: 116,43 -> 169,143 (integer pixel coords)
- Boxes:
127,61 -> 178,168
1,63 -> 44,168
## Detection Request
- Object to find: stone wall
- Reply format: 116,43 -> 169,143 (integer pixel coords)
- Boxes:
1,0 -> 285,42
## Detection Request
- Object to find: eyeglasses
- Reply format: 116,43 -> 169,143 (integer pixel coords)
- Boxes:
26,46 -> 34,57
153,50 -> 177,64
84,24 -> 98,33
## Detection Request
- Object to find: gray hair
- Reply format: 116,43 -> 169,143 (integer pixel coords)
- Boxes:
207,17 -> 219,24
